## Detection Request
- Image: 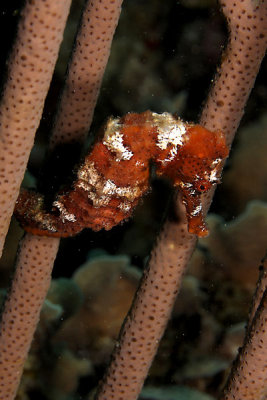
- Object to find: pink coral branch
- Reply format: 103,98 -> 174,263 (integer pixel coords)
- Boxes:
0,0 -> 72,256
0,1 -> 72,397
95,1 -> 267,399
200,0 -> 267,144
220,256 -> 267,400
0,235 -> 59,399
247,255 -> 267,329
95,206 -> 196,399
50,0 -> 123,147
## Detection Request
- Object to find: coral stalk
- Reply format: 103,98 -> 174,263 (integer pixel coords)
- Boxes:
0,1 -> 71,397
95,1 -> 267,399
200,0 -> 267,210
0,235 -> 59,400
247,256 -> 267,329
95,209 -> 196,399
50,0 -> 123,147
220,256 -> 267,400
200,0 -> 267,145
0,0 -> 72,256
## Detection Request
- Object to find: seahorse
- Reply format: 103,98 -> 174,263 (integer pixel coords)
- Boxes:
14,111 -> 229,238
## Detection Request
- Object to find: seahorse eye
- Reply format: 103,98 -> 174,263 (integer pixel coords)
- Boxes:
195,180 -> 211,192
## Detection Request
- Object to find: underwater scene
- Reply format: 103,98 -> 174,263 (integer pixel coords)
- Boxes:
0,0 -> 266,399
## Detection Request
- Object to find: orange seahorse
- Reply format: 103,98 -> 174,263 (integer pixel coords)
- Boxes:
14,111 -> 229,238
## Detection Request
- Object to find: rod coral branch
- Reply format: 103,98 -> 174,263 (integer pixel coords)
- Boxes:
220,256 -> 267,400
0,0 -> 71,256
50,0 -> 123,147
200,0 -> 267,221
95,213 -> 197,400
247,256 -> 267,329
200,0 -> 267,145
0,235 -> 59,400
0,0 -> 124,398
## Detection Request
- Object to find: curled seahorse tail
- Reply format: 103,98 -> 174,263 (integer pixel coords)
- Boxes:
14,189 -> 83,237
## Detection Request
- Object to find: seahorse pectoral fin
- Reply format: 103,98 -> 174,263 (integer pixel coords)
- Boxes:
180,188 -> 209,238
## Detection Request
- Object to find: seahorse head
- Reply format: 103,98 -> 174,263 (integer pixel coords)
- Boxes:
173,125 -> 228,193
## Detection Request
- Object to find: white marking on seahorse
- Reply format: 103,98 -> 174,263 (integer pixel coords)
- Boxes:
76,162 -> 142,210
103,118 -> 133,161
152,112 -> 187,150
191,205 -> 202,216
53,200 -> 77,222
